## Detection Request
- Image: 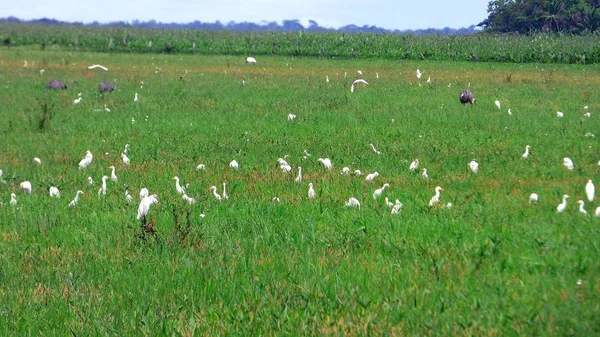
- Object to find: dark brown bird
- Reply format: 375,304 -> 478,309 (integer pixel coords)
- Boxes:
98,80 -> 116,93
46,79 -> 67,90
459,89 -> 476,105
470,52 -> 479,62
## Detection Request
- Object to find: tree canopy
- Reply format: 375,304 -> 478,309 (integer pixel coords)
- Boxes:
478,0 -> 600,34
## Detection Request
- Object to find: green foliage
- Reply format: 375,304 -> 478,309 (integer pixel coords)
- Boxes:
1,22 -> 600,63
0,48 -> 599,335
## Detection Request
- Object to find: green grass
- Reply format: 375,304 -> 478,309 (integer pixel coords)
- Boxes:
0,48 -> 599,335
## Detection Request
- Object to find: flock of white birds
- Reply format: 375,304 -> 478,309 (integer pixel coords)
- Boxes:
3,59 -> 600,225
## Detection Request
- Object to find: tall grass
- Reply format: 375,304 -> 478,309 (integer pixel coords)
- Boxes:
0,48 -> 598,335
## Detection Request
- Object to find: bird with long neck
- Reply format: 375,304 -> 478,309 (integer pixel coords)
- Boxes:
98,175 -> 109,196
210,186 -> 222,200
556,194 -> 569,213
429,186 -> 443,207
173,176 -> 185,194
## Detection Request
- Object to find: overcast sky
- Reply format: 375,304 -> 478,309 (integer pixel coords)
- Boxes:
5,0 -> 488,31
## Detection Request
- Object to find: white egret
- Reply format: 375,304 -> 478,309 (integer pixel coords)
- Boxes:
125,190 -> 132,203
137,194 -> 159,221
33,157 -> 41,165
272,197 -> 281,203
494,100 -> 501,110
391,200 -> 403,214
350,79 -> 369,93
280,163 -> 292,173
109,166 -> 118,182
287,113 -> 297,121
78,150 -> 93,169
172,176 -> 185,194
522,145 -> 531,159
73,97 -> 82,104
595,207 -> 600,217
585,180 -> 595,202
10,193 -> 17,206
229,160 -> 239,170
295,167 -> 303,183
556,111 -> 564,117
421,168 -> 429,180
121,153 -> 130,165
0,169 -> 3,178
196,163 -> 205,170
49,186 -> 60,198
88,64 -> 108,71
210,186 -> 222,200
318,158 -> 332,170
427,75 -> 431,83
326,75 -> 329,83
369,143 -> 381,154
409,159 -> 419,172
341,167 -> 350,175
303,150 -> 311,158
529,193 -> 539,203
20,181 -> 32,194
468,160 -> 479,174
429,186 -> 443,207
222,182 -> 229,200
384,197 -> 394,208
416,68 -> 423,79
376,72 -> 379,79
344,197 -> 361,209
245,57 -> 257,64
87,176 -> 94,185
365,171 -> 379,182
69,190 -> 83,207
576,200 -> 588,215
556,194 -> 569,213
123,143 -> 130,154
508,108 -> 513,116
134,93 -> 139,102
140,187 -> 149,200
104,105 -> 111,112
354,170 -> 362,176
373,183 -> 390,199
98,176 -> 109,196
357,70 -> 363,76
563,157 -> 574,170
308,183 -> 316,199
182,193 -> 196,204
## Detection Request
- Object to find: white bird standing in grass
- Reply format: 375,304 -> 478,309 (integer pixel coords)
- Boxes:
123,143 -> 130,154
344,197 -> 361,209
595,207 -> 600,217
508,108 -> 512,116
69,190 -> 83,208
585,180 -> 595,202
125,190 -> 133,203
421,168 -> 429,180
409,159 -> 419,172
33,157 -> 41,165
556,194 -> 569,213
20,181 -> 32,194
373,183 -> 390,199
98,176 -> 109,196
341,167 -> 350,175
468,160 -> 479,174
229,160 -> 239,170
522,145 -> 531,159
354,169 -> 362,176
87,176 -> 94,185
49,186 -> 60,198
416,68 -> 423,79
173,176 -> 186,194
326,75 -> 329,83
182,193 -> 196,204
140,187 -> 149,200
121,153 -> 130,165
73,97 -> 82,104
78,150 -> 93,169
369,143 -> 381,154
576,200 -> 588,215
196,163 -> 205,171
391,200 -> 403,214
365,171 -> 379,182
10,193 -> 17,206
287,113 -> 296,121
210,186 -> 222,200
563,157 -> 574,170
222,182 -> 229,200
318,158 -> 332,170
384,197 -> 394,208
429,186 -> 443,207
308,183 -> 316,199
350,79 -> 369,93
295,167 -> 303,183
245,57 -> 257,64
137,194 -> 159,221
104,105 -> 111,112
529,193 -> 539,203
134,93 -> 139,102
88,64 -> 108,71
109,166 -> 118,182
495,100 -> 501,110
556,111 -> 564,118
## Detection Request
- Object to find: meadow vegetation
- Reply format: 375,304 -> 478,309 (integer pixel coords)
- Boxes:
0,47 -> 599,335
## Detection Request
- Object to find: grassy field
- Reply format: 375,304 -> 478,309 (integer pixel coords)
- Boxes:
0,47 -> 599,335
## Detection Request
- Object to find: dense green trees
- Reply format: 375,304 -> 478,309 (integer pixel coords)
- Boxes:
478,0 -> 600,33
